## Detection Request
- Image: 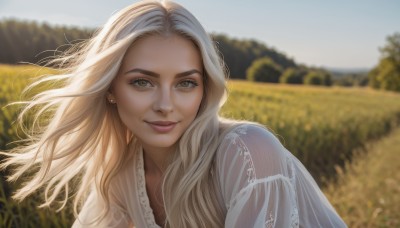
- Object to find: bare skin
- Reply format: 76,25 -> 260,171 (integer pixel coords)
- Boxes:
144,153 -> 166,226
111,33 -> 204,226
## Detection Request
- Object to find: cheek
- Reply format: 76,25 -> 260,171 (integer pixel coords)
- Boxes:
114,88 -> 150,119
176,91 -> 203,117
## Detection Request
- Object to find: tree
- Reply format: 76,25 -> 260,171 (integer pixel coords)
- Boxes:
376,58 -> 400,91
279,68 -> 305,84
0,19 -> 93,64
246,57 -> 282,83
335,73 -> 368,87
368,67 -> 380,89
304,72 -> 324,85
212,34 -> 296,79
321,71 -> 333,86
369,32 -> 400,92
380,32 -> 400,64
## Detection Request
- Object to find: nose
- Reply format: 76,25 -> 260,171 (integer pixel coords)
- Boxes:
153,86 -> 173,114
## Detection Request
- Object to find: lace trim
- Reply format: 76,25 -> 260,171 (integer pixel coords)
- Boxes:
265,212 -> 275,228
136,148 -> 160,228
290,206 -> 299,227
226,125 -> 256,183
226,124 -> 248,141
264,209 -> 299,228
286,153 -> 300,227
228,125 -> 300,227
285,152 -> 297,192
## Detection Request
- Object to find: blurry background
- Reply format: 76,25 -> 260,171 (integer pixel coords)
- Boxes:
1,0 -> 399,69
0,0 -> 400,227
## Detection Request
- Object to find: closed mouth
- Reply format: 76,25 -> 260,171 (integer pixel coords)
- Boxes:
144,120 -> 178,133
145,121 -> 178,126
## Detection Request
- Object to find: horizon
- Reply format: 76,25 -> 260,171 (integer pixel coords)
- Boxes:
1,0 -> 399,70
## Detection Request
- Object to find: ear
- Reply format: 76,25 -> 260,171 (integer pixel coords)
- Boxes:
106,92 -> 116,104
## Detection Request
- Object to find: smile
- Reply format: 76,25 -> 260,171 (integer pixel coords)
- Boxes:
145,121 -> 178,133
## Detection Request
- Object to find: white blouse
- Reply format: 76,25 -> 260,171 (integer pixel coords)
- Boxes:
73,124 -> 347,228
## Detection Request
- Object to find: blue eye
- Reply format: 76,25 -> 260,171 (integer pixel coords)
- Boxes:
177,80 -> 199,88
130,78 -> 153,88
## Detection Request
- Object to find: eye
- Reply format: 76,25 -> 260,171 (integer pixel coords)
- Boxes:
177,80 -> 199,89
130,78 -> 153,88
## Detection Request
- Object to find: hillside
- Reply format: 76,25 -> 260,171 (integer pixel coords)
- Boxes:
0,19 -> 297,80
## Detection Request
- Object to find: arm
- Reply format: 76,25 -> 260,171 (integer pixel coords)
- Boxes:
224,175 -> 298,227
216,124 -> 347,228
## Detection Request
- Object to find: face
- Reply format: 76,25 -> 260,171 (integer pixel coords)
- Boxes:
110,34 -> 204,153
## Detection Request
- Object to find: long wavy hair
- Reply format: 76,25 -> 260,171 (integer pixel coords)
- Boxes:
1,0 -> 237,227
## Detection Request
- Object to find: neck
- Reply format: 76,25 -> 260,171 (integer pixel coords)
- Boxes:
142,144 -> 176,175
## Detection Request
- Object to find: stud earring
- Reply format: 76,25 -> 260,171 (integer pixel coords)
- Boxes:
106,92 -> 116,104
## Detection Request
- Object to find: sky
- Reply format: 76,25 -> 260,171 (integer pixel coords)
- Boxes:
0,0 -> 399,70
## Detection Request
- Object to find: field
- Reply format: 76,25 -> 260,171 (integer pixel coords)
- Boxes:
222,80 -> 400,181
1,64 -> 400,227
325,127 -> 400,227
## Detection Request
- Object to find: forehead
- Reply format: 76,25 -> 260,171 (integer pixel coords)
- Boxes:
120,34 -> 202,71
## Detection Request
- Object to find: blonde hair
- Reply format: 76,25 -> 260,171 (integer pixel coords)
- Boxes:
1,0 -> 237,227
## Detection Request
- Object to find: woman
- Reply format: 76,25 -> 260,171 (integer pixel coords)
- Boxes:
1,0 -> 347,227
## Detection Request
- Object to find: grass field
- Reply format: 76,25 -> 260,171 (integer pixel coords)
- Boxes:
222,80 -> 400,182
1,64 -> 400,227
325,127 -> 400,227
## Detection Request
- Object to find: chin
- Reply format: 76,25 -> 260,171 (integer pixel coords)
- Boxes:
141,136 -> 179,149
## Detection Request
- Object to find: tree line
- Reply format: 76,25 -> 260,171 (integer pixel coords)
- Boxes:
368,33 -> 400,92
0,19 -> 335,85
0,19 -> 92,65
1,19 -> 399,90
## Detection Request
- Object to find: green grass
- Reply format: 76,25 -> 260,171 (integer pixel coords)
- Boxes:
0,64 -> 57,150
324,127 -> 400,227
1,64 -> 400,227
221,80 -> 400,181
0,184 -> 73,228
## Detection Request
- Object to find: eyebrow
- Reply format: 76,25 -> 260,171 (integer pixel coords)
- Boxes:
124,68 -> 202,78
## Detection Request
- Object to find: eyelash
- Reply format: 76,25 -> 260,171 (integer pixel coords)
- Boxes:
130,78 -> 199,89
178,80 -> 199,88
130,78 -> 153,87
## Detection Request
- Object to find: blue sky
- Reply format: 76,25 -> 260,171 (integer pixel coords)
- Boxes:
1,0 -> 399,69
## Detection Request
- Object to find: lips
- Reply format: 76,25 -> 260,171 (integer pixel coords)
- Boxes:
145,120 -> 178,133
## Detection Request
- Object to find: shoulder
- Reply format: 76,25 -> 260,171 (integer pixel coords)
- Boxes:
215,122 -> 290,180
218,123 -> 285,158
214,123 -> 294,205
